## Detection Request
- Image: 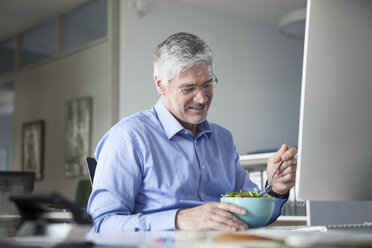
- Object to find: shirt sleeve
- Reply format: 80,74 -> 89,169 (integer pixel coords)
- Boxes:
232,147 -> 287,225
267,197 -> 288,225
89,196 -> 179,232
87,125 -> 178,232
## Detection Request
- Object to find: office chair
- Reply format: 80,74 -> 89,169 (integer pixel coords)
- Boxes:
73,157 -> 96,208
0,171 -> 35,238
86,157 -> 97,184
75,179 -> 91,209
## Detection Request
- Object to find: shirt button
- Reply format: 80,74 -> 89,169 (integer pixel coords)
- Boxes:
201,193 -> 205,198
202,165 -> 206,170
184,131 -> 188,135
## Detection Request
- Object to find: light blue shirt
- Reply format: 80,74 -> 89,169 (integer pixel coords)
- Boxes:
87,98 -> 287,232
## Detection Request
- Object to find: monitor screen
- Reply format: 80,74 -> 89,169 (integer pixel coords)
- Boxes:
296,0 -> 372,202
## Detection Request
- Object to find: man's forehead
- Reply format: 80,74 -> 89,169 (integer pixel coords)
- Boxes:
177,65 -> 212,78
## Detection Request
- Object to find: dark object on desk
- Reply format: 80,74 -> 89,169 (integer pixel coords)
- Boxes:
9,192 -> 92,225
86,157 -> 97,184
0,240 -> 94,248
53,241 -> 94,248
0,171 -> 35,238
0,240 -> 42,248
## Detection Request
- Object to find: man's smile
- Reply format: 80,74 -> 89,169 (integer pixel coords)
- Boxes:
188,104 -> 207,113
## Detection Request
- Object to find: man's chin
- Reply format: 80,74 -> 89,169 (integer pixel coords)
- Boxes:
187,116 -> 207,125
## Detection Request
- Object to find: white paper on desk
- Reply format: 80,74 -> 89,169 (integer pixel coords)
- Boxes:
251,228 -> 372,247
285,231 -> 372,247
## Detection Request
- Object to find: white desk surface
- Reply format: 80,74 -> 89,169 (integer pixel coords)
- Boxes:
86,230 -> 278,248
86,228 -> 372,248
4,226 -> 372,248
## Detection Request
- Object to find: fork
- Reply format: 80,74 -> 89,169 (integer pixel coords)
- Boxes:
261,145 -> 292,196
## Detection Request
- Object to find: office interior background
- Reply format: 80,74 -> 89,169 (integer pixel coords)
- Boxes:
1,0 -> 370,226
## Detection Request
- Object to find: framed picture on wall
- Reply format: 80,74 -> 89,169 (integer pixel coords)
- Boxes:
22,120 -> 45,180
0,147 -> 8,171
64,96 -> 92,178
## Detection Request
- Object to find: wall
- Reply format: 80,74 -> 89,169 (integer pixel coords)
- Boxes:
0,114 -> 13,170
119,0 -> 304,154
13,42 -> 113,200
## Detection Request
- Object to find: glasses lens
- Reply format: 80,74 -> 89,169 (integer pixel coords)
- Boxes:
182,86 -> 198,94
203,81 -> 215,91
178,77 -> 217,95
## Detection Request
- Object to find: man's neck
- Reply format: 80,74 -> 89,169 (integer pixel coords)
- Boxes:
178,119 -> 197,136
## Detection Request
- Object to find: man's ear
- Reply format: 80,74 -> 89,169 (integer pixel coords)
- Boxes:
154,75 -> 165,95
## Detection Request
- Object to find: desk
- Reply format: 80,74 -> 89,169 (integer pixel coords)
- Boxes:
86,228 -> 372,248
86,231 -> 279,248
3,227 -> 372,248
1,230 -> 278,248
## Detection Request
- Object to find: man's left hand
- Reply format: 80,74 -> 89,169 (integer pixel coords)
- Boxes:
267,144 -> 297,195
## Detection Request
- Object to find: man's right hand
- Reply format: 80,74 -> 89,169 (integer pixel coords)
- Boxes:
175,202 -> 249,231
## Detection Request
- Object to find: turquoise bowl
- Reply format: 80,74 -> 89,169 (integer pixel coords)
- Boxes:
220,197 -> 275,228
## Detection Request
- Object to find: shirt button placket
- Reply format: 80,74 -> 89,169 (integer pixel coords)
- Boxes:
195,139 -> 207,201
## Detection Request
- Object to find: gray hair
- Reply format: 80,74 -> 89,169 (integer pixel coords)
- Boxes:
153,32 -> 213,87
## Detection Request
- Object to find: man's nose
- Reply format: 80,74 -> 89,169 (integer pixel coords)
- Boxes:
193,87 -> 208,103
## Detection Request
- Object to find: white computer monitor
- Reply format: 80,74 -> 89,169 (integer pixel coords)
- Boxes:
296,0 -> 372,202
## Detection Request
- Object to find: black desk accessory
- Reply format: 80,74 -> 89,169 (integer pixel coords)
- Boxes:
4,192 -> 92,246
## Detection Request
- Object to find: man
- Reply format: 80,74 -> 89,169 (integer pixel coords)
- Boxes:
87,32 -> 297,232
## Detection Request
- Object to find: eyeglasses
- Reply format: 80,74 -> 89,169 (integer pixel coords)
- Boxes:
176,75 -> 218,96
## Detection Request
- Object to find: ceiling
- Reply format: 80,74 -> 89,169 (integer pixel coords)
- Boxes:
0,0 -> 306,42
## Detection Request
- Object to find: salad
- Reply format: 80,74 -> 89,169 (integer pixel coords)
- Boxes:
221,188 -> 270,198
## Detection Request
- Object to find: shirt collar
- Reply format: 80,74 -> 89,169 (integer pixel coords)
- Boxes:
154,98 -> 184,139
196,120 -> 213,139
154,98 -> 213,140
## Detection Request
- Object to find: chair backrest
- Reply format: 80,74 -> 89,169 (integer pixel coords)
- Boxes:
75,179 -> 92,208
0,171 -> 35,238
86,157 -> 97,185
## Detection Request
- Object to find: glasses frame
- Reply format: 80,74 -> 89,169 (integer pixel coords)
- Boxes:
176,74 -> 218,96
